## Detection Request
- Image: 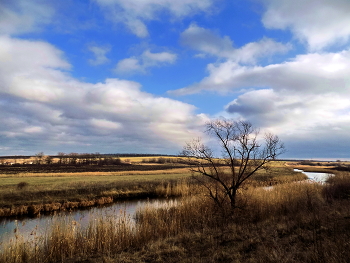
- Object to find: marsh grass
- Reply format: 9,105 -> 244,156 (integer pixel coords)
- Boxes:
323,172 -> 350,200
0,168 -> 191,179
248,166 -> 308,187
0,196 -> 213,263
0,178 -> 195,217
0,168 -> 193,209
240,182 -> 325,222
2,175 -> 350,262
3,165 -> 350,262
0,165 -> 301,217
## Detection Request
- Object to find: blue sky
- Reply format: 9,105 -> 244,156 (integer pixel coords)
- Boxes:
1,0 -> 350,160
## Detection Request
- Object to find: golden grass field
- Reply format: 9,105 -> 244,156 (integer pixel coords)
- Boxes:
0,159 -> 306,211
2,157 -> 350,262
1,165 -> 350,262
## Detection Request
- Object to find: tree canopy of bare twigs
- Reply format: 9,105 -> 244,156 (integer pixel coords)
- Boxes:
181,118 -> 285,211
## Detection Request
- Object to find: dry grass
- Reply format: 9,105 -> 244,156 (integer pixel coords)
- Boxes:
247,166 -> 308,187
0,167 -> 191,179
2,173 -> 350,262
0,163 -> 299,216
0,196 -> 208,263
0,176 -> 195,217
121,156 -> 181,163
240,182 -> 325,222
323,172 -> 350,200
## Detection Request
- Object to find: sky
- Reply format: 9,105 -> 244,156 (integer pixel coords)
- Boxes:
0,0 -> 350,160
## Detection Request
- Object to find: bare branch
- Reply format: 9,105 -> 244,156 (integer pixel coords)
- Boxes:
181,118 -> 285,212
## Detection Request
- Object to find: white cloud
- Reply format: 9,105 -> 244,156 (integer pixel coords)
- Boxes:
180,24 -> 290,64
0,36 -> 205,154
143,50 -> 177,63
115,49 -> 177,74
115,58 -> 142,73
24,126 -> 44,134
225,89 -> 350,153
234,37 -> 291,64
0,35 -> 70,102
124,18 -> 149,38
88,45 -> 111,66
261,0 -> 350,50
169,46 -> 350,158
171,50 -> 350,95
0,0 -> 54,35
93,0 -> 214,37
180,23 -> 234,58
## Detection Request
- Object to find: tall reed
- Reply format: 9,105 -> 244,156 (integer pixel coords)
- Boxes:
323,172 -> 350,200
241,182 -> 324,222
0,195 -> 213,262
2,176 -> 350,262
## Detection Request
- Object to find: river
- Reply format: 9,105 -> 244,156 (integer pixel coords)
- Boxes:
0,198 -> 176,250
0,169 -> 333,249
293,168 -> 333,183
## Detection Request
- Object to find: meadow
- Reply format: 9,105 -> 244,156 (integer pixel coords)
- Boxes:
0,157 -> 302,217
1,157 -> 349,262
0,162 -> 193,216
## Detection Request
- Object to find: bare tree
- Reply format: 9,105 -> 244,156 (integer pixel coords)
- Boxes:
57,152 -> 66,165
34,152 -> 44,165
181,119 -> 285,211
44,155 -> 53,165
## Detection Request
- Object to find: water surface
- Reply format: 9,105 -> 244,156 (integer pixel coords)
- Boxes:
293,168 -> 333,183
0,198 -> 175,249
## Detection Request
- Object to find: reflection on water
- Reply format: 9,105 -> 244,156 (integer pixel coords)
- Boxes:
0,198 -> 174,249
293,169 -> 333,183
263,169 -> 334,191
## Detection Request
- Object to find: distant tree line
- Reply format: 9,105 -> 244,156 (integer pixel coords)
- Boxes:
297,160 -> 350,171
141,156 -> 235,166
0,152 -> 124,166
142,157 -> 181,164
46,152 -> 124,166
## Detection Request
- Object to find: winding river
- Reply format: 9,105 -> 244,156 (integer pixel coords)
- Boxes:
0,198 -> 176,249
293,168 -> 333,183
0,169 -> 334,249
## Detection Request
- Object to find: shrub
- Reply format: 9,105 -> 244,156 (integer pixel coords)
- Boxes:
323,172 -> 350,200
17,182 -> 29,190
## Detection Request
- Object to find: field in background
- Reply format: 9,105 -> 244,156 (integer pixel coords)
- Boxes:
0,157 -> 340,218
1,168 -> 350,262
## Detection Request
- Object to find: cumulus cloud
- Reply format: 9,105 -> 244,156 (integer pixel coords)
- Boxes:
88,45 -> 111,66
261,0 -> 350,50
0,0 -> 54,35
0,35 -> 71,102
93,0 -> 214,37
115,49 -> 177,74
0,36 -> 206,154
171,50 -> 350,95
169,47 -> 350,158
180,24 -> 234,57
225,88 -> 350,158
180,24 -> 290,64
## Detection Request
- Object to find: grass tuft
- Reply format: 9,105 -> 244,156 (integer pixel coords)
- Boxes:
16,182 -> 28,190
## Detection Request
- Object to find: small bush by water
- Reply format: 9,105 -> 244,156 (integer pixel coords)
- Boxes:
323,172 -> 350,200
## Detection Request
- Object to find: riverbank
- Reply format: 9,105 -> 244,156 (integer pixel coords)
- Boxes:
0,175 -> 194,218
1,171 -> 350,262
0,162 -> 302,218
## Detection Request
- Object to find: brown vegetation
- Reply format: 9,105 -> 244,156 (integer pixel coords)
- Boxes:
1,171 -> 350,262
182,119 -> 285,210
0,179 -> 194,217
0,154 -> 303,218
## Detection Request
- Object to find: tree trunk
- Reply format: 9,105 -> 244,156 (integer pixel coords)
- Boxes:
230,188 -> 237,210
